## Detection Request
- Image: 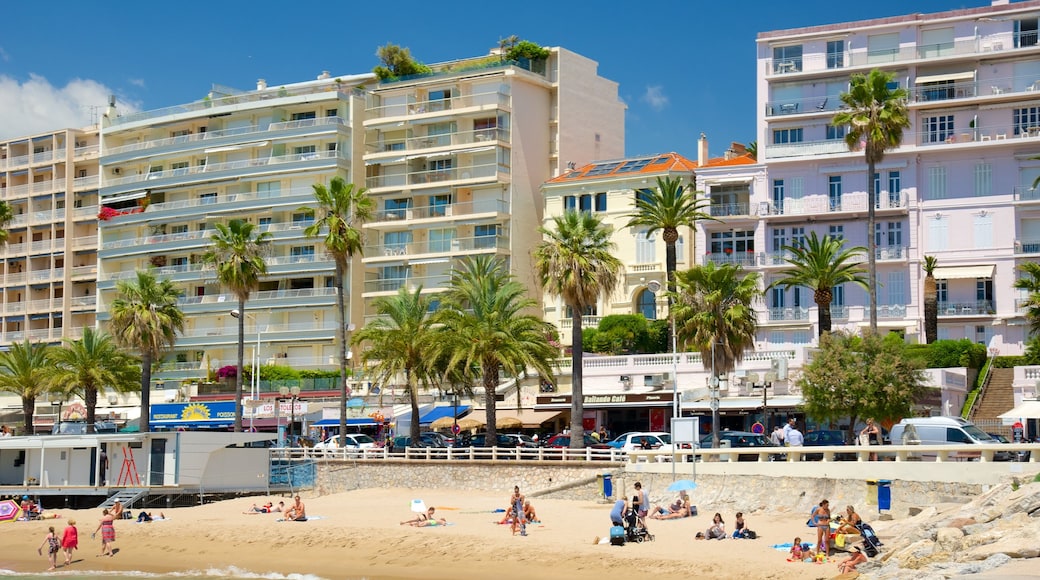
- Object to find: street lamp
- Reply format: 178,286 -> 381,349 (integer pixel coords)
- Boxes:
279,385 -> 301,445
338,323 -> 356,448
647,280 -> 679,419
710,341 -> 726,450
231,309 -> 263,430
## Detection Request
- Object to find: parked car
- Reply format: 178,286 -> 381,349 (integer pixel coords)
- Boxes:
802,429 -> 855,461
606,432 -> 673,452
544,433 -> 611,449
314,433 -> 378,450
389,435 -> 444,451
986,433 -> 1017,462
502,433 -> 538,448
51,421 -> 117,435
421,432 -> 454,447
699,431 -> 775,461
459,432 -> 517,448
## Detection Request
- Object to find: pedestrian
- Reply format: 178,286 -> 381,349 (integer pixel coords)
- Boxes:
92,508 -> 115,557
598,426 -> 608,442
99,449 -> 108,486
809,499 -> 831,557
633,481 -> 649,528
786,422 -> 804,447
0,424 -> 12,437
860,419 -> 881,461
61,519 -> 78,566
770,425 -> 784,446
37,526 -> 60,570
783,417 -> 796,440
510,485 -> 527,536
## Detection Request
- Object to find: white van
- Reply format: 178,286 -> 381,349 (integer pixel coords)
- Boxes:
888,416 -> 995,446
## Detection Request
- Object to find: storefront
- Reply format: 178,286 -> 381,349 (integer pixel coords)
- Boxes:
535,393 -> 675,438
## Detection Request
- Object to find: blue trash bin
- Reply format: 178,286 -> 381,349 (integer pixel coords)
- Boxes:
877,479 -> 892,511
602,474 -> 613,498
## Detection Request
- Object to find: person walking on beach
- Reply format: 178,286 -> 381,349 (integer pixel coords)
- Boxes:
809,499 -> 831,557
92,508 -> 116,557
61,519 -> 79,566
510,485 -> 527,536
37,525 -> 60,570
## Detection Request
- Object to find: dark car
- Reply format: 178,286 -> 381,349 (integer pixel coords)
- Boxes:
544,433 -> 611,449
458,432 -> 517,448
390,436 -> 441,451
986,433 -> 1017,462
699,431 -> 775,461
803,429 -> 855,461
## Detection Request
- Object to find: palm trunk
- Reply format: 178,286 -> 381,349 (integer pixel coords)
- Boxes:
816,297 -> 833,336
665,238 -> 677,346
484,359 -> 498,441
235,297 -> 245,432
336,260 -> 348,447
407,370 -> 421,442
569,304 -> 584,449
22,396 -> 34,435
924,274 -> 937,344
867,159 -> 878,334
140,351 -> 152,432
86,386 -> 98,434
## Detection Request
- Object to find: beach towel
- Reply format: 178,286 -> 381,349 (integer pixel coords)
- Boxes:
276,516 -> 322,522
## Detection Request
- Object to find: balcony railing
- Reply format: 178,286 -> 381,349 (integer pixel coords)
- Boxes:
875,245 -> 908,260
1014,239 -> 1040,254
708,202 -> 750,217
768,307 -> 810,321
371,198 -> 509,223
1014,186 -> 1040,203
938,301 -> 995,316
177,287 -> 337,307
104,116 -> 347,157
829,305 -> 849,320
104,150 -> 346,190
702,252 -> 757,267
877,304 -> 907,319
362,273 -> 453,294
365,234 -> 509,258
365,161 -> 502,190
558,315 -> 603,329
772,191 -> 907,216
764,139 -> 849,159
367,127 -> 510,155
73,175 -> 99,189
365,88 -> 510,121
180,320 -> 339,339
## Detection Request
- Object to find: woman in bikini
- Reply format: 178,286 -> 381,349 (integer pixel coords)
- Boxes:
810,499 -> 831,556
510,486 -> 527,536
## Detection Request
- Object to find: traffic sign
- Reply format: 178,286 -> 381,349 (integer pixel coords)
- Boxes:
451,423 -> 461,435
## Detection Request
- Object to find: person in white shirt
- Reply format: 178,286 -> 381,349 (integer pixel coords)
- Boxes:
770,425 -> 784,446
782,417 -> 796,440
786,424 -> 804,447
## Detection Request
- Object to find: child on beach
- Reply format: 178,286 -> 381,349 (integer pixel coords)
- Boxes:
37,526 -> 60,571
61,520 -> 78,566
788,536 -> 803,561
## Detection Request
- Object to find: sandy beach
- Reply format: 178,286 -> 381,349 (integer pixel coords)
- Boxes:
0,488 -> 853,580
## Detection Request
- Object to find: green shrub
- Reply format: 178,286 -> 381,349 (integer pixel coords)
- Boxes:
928,339 -> 986,369
257,364 -> 300,381
993,356 -> 1028,368
506,40 -> 550,61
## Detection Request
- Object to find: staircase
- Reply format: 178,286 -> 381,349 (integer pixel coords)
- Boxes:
97,488 -> 149,510
970,367 -> 1016,436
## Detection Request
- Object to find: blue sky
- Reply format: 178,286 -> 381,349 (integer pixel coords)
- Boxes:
1,0 -> 978,158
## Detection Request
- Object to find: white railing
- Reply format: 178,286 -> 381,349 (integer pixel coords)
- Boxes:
274,446 -> 625,462
366,127 -> 510,154
365,88 -> 510,120
181,320 -> 338,338
364,161 -> 502,190
135,185 -> 316,215
105,149 -> 346,189
104,116 -> 346,157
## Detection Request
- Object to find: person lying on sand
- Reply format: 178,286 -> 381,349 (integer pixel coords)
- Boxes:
401,507 -> 445,526
243,502 -> 275,514
650,491 -> 690,520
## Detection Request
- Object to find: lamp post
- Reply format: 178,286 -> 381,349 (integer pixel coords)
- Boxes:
280,386 -> 301,445
231,309 -> 264,432
710,341 -> 722,450
339,323 -> 356,448
647,280 -> 680,420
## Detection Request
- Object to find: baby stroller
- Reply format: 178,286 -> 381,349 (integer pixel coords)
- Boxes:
856,522 -> 882,557
624,506 -> 655,543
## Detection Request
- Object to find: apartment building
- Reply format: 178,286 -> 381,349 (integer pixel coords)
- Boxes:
755,0 -> 1040,353
359,47 -> 624,321
0,127 -> 100,347
97,74 -> 372,381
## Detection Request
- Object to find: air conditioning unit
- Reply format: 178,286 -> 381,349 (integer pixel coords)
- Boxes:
644,374 -> 664,387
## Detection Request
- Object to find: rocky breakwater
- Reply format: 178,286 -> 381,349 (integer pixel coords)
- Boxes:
859,475 -> 1040,579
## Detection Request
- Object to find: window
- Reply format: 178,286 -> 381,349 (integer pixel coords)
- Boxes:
921,28 -> 955,58
257,181 -> 280,198
291,111 -> 316,121
828,225 -> 844,240
381,265 -> 410,290
832,284 -> 845,306
974,213 -> 993,248
385,198 -> 411,219
974,163 -> 992,197
635,188 -> 653,204
709,230 -> 754,254
770,331 -> 785,345
922,115 -> 955,143
430,194 -> 452,217
771,286 -> 785,309
977,278 -> 993,303
637,289 -> 657,320
199,192 -> 217,205
772,179 -> 784,213
826,124 -> 847,140
258,217 -> 272,227
771,228 -> 787,252
384,231 -> 412,254
826,40 -> 845,69
564,304 -> 597,318
867,32 -> 900,63
429,228 -> 455,253
675,235 -> 685,260
1012,107 -> 1040,136
937,280 -> 948,304
789,176 -> 804,200
888,171 -> 902,206
773,128 -> 803,144
290,246 -> 315,262
474,224 -> 498,249
428,89 -> 452,112
595,192 -> 607,212
1016,17 -> 1038,48
887,271 -> 906,306
875,221 -> 902,247
564,196 -> 576,211
292,211 -> 314,225
578,194 -> 592,212
928,166 -> 947,200
828,176 -> 842,211
294,145 -> 317,159
429,158 -> 452,173
792,330 -> 810,344
791,226 -> 806,249
325,109 -> 337,117
928,214 -> 948,251
635,230 -> 656,264
170,224 -> 188,234
772,45 -> 802,73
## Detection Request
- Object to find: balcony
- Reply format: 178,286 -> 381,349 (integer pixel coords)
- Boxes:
119,186 -> 315,224
708,202 -> 750,218
364,234 -> 509,261
1013,186 -> 1040,204
366,127 -> 510,156
769,191 -> 908,217
877,304 -> 907,319
938,301 -> 995,317
370,197 -> 509,225
767,307 -> 810,322
875,245 -> 909,261
176,287 -> 337,309
100,220 -> 312,254
829,305 -> 849,321
558,316 -> 603,330
365,88 -> 511,123
765,96 -> 841,117
365,161 -> 503,191
362,273 -> 453,294
73,175 -> 99,190
702,251 -> 757,267
764,139 -> 849,159
70,295 -> 96,310
179,320 -> 339,340
916,120 -> 1040,146
1014,239 -> 1040,255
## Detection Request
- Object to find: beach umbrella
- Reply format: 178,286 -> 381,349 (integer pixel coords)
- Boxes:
429,416 -> 456,430
410,499 -> 428,513
457,417 -> 485,430
667,479 -> 698,493
0,499 -> 21,523
496,416 -> 522,429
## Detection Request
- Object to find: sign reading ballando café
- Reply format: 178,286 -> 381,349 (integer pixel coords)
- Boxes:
536,393 -> 674,408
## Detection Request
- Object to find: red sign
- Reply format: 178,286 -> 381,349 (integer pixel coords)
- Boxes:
451,423 -> 461,435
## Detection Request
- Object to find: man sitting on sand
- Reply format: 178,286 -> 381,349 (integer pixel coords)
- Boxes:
650,491 -> 690,520
837,546 -> 868,573
284,496 -> 307,521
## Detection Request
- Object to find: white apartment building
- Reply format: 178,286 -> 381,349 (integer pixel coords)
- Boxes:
98,74 -> 372,381
755,0 -> 1040,353
359,47 -> 624,319
0,127 -> 100,346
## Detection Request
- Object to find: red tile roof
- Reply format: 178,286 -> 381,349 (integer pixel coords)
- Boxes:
547,151 -> 755,184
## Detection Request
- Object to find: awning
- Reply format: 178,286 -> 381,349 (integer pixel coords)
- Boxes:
933,265 -> 994,280
998,401 -> 1040,420
492,409 -> 563,428
682,395 -> 803,412
312,417 -> 381,426
915,71 -> 975,84
101,191 -> 147,205
419,405 -> 471,425
150,420 -> 233,429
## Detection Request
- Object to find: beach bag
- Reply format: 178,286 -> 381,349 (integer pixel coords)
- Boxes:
744,530 -> 757,540
609,525 -> 626,546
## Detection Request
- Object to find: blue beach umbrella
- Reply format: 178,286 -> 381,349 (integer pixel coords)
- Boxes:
667,479 -> 697,493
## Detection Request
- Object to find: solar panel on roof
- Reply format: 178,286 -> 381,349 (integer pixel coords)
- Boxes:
615,158 -> 655,173
584,162 -> 622,176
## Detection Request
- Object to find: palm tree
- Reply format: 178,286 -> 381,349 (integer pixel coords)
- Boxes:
0,340 -> 52,435
770,232 -> 868,337
626,176 -> 712,344
745,141 -> 758,161
203,219 -> 271,431
353,287 -> 437,442
304,177 -> 373,446
922,256 -> 939,344
535,211 -> 622,448
832,69 -> 911,334
108,271 -> 185,432
437,256 -> 557,440
49,328 -> 140,434
1014,262 -> 1040,336
0,200 -> 13,246
672,262 -> 762,376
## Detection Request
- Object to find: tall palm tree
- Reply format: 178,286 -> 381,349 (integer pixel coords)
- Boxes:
304,177 -> 373,446
437,256 -> 557,440
922,256 -> 939,344
0,200 -> 13,246
832,69 -> 911,334
0,340 -> 52,435
770,232 -> 868,337
1014,262 -> 1040,336
535,211 -> 622,448
626,175 -> 712,344
203,219 -> 271,431
49,328 -> 141,434
672,262 -> 762,376
108,271 -> 184,432
353,287 -> 437,442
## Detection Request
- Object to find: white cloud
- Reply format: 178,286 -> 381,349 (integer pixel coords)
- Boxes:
0,74 -> 139,139
0,47 -> 9,62
128,78 -> 145,88
641,85 -> 669,112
